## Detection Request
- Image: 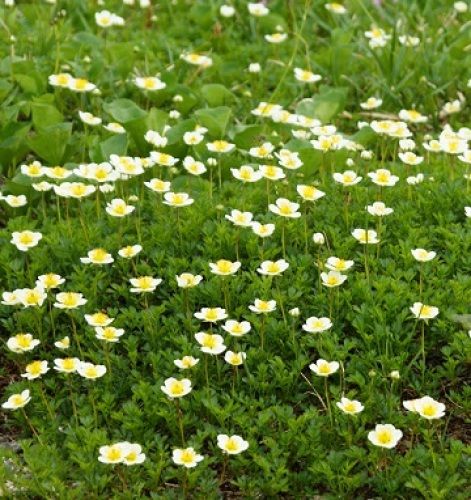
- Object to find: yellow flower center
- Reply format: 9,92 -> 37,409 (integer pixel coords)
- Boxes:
27,361 -> 43,375
74,79 -> 89,90
231,324 -> 243,333
90,249 -> 109,262
216,260 -> 233,273
212,140 -> 229,151
225,438 -> 239,452
376,430 -> 393,445
62,358 -> 76,370
421,404 -> 437,417
102,328 -> 116,340
19,233 -> 34,245
344,401 -> 356,412
267,262 -> 280,273
17,334 -> 32,348
62,293 -> 79,307
171,194 -> 185,205
85,366 -> 99,378
408,110 -> 421,120
107,447 -> 123,461
180,449 -> 195,463
202,336 -> 217,349
318,363 -> 332,374
71,184 -> 87,196
56,74 -> 69,85
205,309 -> 218,321
257,301 -> 270,311
301,186 -> 316,198
170,381 -> 184,395
279,204 -> 293,215
137,277 -> 153,289
12,395 -> 25,406
125,451 -> 137,462
420,305 -> 432,317
376,172 -> 390,183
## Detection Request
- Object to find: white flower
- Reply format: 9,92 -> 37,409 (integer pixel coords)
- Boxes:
54,358 -> 81,373
172,448 -> 204,468
231,165 -> 263,183
333,170 -> 362,186
454,1 -> 468,13
248,2 -> 269,16
217,434 -> 249,454
183,156 -> 207,176
129,276 -> 162,293
225,210 -> 254,227
118,245 -> 143,259
224,351 -> 246,366
249,299 -> 276,314
368,169 -> 399,186
398,152 -> 424,166
367,424 -> 403,449
265,33 -> 288,44
176,273 -> 203,288
98,442 -> 131,464
410,302 -> 439,320
325,257 -> 354,272
313,233 -> 325,245
412,396 -> 446,420
209,260 -> 241,276
321,271 -> 347,287
309,359 -> 340,376
103,122 -> 126,134
144,178 -> 171,193
77,362 -> 107,379
2,194 -> 27,207
174,356 -> 200,369
221,320 -> 251,337
294,68 -> 322,83
194,307 -> 228,323
2,390 -> 31,410
54,336 -> 70,350
7,333 -> 40,353
352,229 -> 379,244
302,317 -> 332,333
145,130 -> 168,148
180,53 -> 213,68
411,249 -> 436,262
54,292 -> 87,309
367,202 -> 394,216
79,111 -> 102,126
18,287 -> 47,308
195,332 -> 226,355
80,248 -> 114,265
134,77 -> 166,91
161,378 -> 192,398
269,198 -> 301,218
11,230 -> 42,251
106,199 -> 135,217
360,97 -> 382,110
336,397 -> 364,414
220,5 -> 236,17
95,327 -> 125,343
257,259 -> 289,276
248,63 -> 261,73
251,222 -> 276,238
21,360 -> 49,380
163,192 -> 194,207
297,185 -> 326,202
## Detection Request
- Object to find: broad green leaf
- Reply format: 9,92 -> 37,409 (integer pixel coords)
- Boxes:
31,102 -> 64,131
201,84 -> 235,107
103,99 -> 147,124
194,106 -> 232,137
233,125 -> 266,150
0,123 -> 31,175
0,78 -> 13,100
101,134 -> 128,161
28,122 -> 72,165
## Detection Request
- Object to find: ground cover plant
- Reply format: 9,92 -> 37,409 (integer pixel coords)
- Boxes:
0,0 -> 470,497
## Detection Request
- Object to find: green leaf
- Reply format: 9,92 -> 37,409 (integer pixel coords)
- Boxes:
201,84 -> 235,107
103,99 -> 147,124
194,106 -> 232,137
0,123 -> 31,175
296,86 -> 348,123
28,122 -> 72,165
233,125 -> 266,150
31,102 -> 63,131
